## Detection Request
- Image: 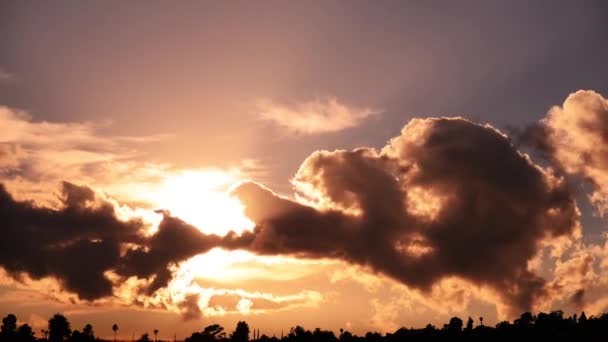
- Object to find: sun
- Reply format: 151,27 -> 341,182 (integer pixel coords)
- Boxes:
152,169 -> 254,236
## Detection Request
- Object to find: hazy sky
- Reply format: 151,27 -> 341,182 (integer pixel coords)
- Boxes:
1,1 -> 608,340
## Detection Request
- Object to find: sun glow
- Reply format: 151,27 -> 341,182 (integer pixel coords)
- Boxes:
176,248 -> 337,283
155,248 -> 327,317
152,169 -> 254,236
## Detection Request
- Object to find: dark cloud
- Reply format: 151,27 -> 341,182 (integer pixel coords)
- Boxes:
509,122 -> 556,160
117,212 -> 223,294
179,294 -> 203,320
0,182 -> 225,300
231,117 -> 580,316
0,182 -> 143,300
231,181 -> 360,259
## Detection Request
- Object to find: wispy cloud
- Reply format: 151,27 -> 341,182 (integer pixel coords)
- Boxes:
0,68 -> 14,82
0,106 -> 168,205
256,97 -> 381,135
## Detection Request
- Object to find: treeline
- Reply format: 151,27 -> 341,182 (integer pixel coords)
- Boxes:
1,310 -> 607,342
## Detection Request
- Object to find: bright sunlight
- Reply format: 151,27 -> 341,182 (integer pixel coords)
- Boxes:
151,169 -> 254,236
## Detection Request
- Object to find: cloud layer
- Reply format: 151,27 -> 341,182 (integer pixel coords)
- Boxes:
0,105 -> 167,205
3,91 -> 608,320
256,97 -> 380,135
0,116 -> 586,316
230,117 -> 580,315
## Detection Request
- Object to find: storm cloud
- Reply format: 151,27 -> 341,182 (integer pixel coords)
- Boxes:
231,117 -> 580,315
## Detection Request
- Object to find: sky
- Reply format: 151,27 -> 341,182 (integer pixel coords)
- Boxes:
1,0 -> 608,340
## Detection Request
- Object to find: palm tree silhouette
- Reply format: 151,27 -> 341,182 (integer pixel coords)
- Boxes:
113,324 -> 119,342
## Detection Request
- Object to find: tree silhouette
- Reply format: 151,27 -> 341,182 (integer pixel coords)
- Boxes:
1,314 -> 17,339
231,321 -> 250,342
71,330 -> 83,342
364,331 -> 381,342
82,324 -> 94,341
154,329 -> 159,342
338,329 -> 353,342
579,311 -> 587,323
112,324 -> 118,342
203,324 -> 226,340
185,332 -> 205,342
447,317 -> 463,332
185,324 -> 228,342
48,314 -> 71,342
516,312 -> 533,337
1,309 -> 608,342
16,323 -> 35,342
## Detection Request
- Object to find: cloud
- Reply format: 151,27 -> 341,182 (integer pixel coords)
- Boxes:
0,105 -> 168,206
231,117 -> 580,316
3,93 -> 607,321
549,248 -> 596,308
256,97 -> 380,135
116,213 -> 226,294
0,182 -> 144,300
509,90 -> 608,314
0,181 -> 242,302
158,256 -> 324,319
0,104 -> 251,305
1,103 -> 327,317
330,265 -> 485,331
178,248 -> 337,284
0,179 -> 327,319
0,69 -> 13,82
179,294 -> 203,320
538,232 -> 608,314
203,290 -> 321,317
533,90 -> 608,215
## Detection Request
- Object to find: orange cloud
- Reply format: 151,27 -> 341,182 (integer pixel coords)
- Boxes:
0,105 -> 168,206
541,90 -> 608,215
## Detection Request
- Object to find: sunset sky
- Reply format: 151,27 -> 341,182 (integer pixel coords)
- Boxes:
1,1 -> 608,340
